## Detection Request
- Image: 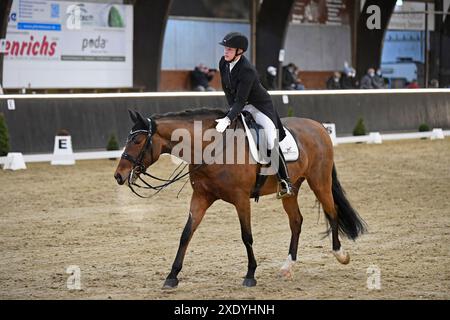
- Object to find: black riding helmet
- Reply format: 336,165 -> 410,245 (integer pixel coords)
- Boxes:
219,32 -> 248,52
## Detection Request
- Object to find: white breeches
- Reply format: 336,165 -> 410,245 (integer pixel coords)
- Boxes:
243,104 -> 277,150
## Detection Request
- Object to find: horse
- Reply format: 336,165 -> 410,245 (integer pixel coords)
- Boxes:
114,108 -> 367,288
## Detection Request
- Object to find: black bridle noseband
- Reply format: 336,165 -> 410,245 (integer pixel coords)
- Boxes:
121,126 -> 154,175
121,117 -> 203,198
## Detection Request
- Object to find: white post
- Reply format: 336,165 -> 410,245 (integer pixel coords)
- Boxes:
2,153 -> 27,170
368,132 -> 382,144
431,128 -> 444,140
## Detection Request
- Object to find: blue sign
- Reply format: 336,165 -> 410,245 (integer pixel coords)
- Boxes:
51,3 -> 60,18
18,23 -> 61,31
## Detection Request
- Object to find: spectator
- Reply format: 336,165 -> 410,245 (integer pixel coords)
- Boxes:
266,66 -> 277,90
373,68 -> 386,88
282,63 -> 304,90
340,67 -> 358,89
429,79 -> 439,88
326,71 -> 342,89
190,63 -> 216,91
360,68 -> 382,89
406,79 -> 420,89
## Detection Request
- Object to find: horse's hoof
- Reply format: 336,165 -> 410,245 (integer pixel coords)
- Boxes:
279,255 -> 295,279
279,268 -> 293,279
162,278 -> 179,289
242,278 -> 257,287
333,248 -> 350,265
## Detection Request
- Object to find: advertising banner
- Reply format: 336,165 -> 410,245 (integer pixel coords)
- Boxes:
290,0 -> 350,26
388,2 -> 435,31
3,0 -> 133,88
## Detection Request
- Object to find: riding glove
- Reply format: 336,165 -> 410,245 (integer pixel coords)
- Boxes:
215,117 -> 231,133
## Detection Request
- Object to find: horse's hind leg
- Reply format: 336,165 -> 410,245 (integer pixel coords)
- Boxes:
280,178 -> 304,279
163,191 -> 215,289
234,198 -> 257,287
307,176 -> 350,265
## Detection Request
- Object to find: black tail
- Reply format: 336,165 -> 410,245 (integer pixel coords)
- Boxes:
325,164 -> 367,240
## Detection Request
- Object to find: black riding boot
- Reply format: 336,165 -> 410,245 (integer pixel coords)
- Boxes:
274,147 -> 293,199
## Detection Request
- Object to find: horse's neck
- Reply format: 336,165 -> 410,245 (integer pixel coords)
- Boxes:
156,116 -> 250,165
156,118 -> 216,153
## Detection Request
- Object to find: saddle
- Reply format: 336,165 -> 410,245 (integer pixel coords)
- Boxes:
240,111 -> 299,164
239,111 -> 300,202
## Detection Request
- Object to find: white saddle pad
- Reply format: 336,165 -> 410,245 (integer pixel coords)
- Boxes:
240,114 -> 299,164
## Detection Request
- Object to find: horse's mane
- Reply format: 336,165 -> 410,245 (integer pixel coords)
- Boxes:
152,108 -> 226,120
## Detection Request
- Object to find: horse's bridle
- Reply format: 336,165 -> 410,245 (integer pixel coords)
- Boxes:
121,118 -> 155,174
120,117 -> 204,198
120,117 -> 160,195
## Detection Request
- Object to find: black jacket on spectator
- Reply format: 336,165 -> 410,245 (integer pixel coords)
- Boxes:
360,74 -> 384,89
340,74 -> 358,89
372,75 -> 385,89
282,66 -> 298,90
219,55 -> 286,141
191,67 -> 213,89
326,76 -> 342,90
265,72 -> 277,90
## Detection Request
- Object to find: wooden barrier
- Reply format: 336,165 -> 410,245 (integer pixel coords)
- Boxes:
159,70 -> 222,91
1,70 -> 337,93
159,70 -> 335,91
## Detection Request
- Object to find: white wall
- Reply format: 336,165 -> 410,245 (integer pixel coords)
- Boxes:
161,18 -> 250,70
284,24 -> 352,71
161,18 -> 351,72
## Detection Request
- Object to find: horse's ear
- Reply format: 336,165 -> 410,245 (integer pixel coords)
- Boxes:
128,109 -> 137,123
136,111 -> 148,127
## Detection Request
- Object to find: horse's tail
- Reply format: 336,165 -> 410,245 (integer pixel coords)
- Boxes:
327,163 -> 367,240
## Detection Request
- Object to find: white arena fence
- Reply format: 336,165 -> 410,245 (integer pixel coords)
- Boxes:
0,150 -> 124,164
1,88 -> 450,99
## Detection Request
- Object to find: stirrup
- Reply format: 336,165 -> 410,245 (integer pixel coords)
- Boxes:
277,180 -> 293,199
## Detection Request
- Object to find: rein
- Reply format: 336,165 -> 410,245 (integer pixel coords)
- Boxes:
129,162 -> 204,198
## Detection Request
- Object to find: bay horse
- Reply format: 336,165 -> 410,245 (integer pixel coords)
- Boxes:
114,108 -> 367,288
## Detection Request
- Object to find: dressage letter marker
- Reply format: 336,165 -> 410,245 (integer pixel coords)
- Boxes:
323,123 -> 337,146
51,135 -> 75,165
7,99 -> 15,110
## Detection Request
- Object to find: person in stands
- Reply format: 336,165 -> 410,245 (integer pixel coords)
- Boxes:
191,63 -> 216,91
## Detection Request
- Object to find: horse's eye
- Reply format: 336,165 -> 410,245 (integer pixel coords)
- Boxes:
132,136 -> 141,144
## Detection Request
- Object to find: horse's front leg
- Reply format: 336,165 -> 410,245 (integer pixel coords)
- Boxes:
235,199 -> 257,287
163,191 -> 215,289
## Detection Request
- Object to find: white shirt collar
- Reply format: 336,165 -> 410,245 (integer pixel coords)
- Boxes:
229,56 -> 241,71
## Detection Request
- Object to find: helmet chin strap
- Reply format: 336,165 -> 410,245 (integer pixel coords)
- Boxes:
230,48 -> 243,62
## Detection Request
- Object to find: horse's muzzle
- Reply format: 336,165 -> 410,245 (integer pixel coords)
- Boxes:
114,172 -> 125,185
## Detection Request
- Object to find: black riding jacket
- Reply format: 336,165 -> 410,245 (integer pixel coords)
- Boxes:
219,55 -> 286,141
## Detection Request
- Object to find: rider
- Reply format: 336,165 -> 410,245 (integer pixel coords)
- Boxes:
215,32 -> 293,199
